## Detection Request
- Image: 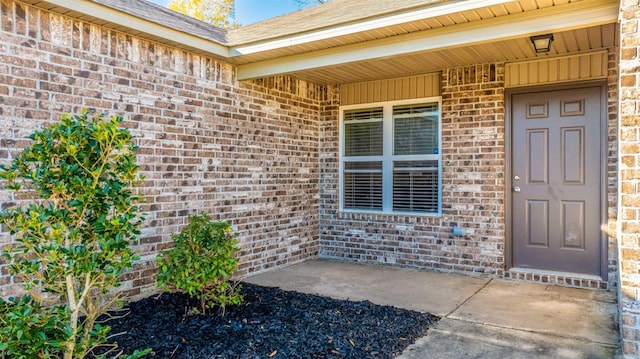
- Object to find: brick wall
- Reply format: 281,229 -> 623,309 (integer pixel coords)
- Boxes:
319,58 -> 620,288
319,64 -> 507,276
608,46 -> 621,291
618,0 -> 640,356
0,0 -> 324,299
0,0 -> 625,304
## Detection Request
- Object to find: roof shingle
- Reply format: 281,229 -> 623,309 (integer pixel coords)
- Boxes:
93,0 -> 445,47
92,0 -> 227,44
227,0 -> 445,45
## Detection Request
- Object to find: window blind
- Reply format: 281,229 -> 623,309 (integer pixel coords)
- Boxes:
340,100 -> 441,215
393,160 -> 439,213
393,104 -> 439,155
343,161 -> 383,210
344,108 -> 383,156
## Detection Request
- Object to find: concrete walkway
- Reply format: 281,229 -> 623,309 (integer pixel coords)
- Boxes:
245,259 -> 620,358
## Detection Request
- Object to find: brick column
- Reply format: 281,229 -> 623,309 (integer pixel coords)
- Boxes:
619,0 -> 640,356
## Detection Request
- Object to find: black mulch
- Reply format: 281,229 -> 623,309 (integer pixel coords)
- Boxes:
101,283 -> 439,359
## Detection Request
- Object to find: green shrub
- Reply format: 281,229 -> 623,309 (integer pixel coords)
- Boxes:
0,295 -> 67,359
156,214 -> 243,314
0,111 -> 150,359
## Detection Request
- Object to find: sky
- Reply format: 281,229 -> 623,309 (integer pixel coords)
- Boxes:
148,0 -> 315,26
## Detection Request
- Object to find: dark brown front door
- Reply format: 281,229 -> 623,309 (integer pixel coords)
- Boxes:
512,86 -> 603,276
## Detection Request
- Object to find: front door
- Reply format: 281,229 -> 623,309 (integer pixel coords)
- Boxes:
511,86 -> 603,276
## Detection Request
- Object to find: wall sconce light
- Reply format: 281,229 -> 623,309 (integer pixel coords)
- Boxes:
530,34 -> 554,53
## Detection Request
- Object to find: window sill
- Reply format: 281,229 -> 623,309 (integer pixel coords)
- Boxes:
338,209 -> 442,217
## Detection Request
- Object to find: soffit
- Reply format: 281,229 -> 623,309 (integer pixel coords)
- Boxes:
285,23 -> 615,84
235,0 -> 619,83
229,0 -> 589,63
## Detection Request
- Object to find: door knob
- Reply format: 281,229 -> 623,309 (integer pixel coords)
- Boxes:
513,186 -> 521,193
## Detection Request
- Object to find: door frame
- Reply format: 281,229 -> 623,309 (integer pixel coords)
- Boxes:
505,80 -> 609,280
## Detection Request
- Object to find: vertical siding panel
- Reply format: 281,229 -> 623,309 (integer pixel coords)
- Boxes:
393,79 -> 402,101
592,52 -> 604,77
530,61 -> 539,84
505,52 -> 608,88
339,84 -> 349,105
357,82 -> 365,104
385,79 -> 392,102
519,63 -> 528,86
348,84 -> 356,105
539,61 -> 549,84
339,73 -> 443,105
579,55 -> 591,79
401,77 -> 409,99
416,75 -> 425,98
599,52 -> 607,77
559,57 -> 570,81
511,64 -> 516,87
547,61 -> 560,82
511,63 -> 521,86
434,73 -> 442,96
573,56 -> 583,80
409,76 -> 417,99
428,73 -> 436,95
373,80 -> 381,103
569,56 -> 580,80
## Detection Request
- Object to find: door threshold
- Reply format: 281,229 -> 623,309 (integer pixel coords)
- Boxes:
509,267 -> 603,282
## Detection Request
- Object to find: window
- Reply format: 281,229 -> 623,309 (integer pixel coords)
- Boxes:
339,98 -> 441,215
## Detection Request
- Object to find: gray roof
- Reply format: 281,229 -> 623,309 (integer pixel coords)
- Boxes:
227,0 -> 444,45
92,0 -> 227,45
95,0 -> 444,47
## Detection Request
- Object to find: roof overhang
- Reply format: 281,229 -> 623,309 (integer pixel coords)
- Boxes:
22,0 -> 620,85
235,0 -> 619,82
21,0 -> 230,59
229,0 -> 513,56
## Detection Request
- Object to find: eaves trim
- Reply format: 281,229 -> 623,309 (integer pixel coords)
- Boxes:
32,0 -> 230,59
228,0 -> 513,56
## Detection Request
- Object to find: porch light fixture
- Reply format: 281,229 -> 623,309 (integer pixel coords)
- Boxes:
530,34 -> 554,53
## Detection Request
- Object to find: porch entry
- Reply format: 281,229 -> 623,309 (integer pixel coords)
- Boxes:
511,86 -> 604,277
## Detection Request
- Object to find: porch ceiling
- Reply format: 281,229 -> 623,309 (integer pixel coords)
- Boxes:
234,0 -> 618,84
270,23 -> 616,85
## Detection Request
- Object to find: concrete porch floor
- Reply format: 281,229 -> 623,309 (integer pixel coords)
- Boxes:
245,259 -> 620,358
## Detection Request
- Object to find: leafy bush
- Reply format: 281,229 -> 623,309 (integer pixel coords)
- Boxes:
0,111 -> 150,358
0,295 -> 67,359
156,214 -> 243,314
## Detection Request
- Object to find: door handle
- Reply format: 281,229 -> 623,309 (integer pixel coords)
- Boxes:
513,186 -> 521,193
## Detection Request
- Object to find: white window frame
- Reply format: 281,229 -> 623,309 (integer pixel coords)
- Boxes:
339,97 -> 443,216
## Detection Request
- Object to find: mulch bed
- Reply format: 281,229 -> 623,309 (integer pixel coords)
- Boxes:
101,283 -> 439,359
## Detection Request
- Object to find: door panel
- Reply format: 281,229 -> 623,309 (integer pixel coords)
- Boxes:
562,128 -> 584,184
527,129 -> 548,184
512,86 -> 602,276
562,201 -> 585,249
526,200 -> 549,247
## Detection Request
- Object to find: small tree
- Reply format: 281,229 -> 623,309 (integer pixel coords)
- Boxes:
156,214 -> 243,314
0,111 -> 149,358
168,0 -> 238,29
